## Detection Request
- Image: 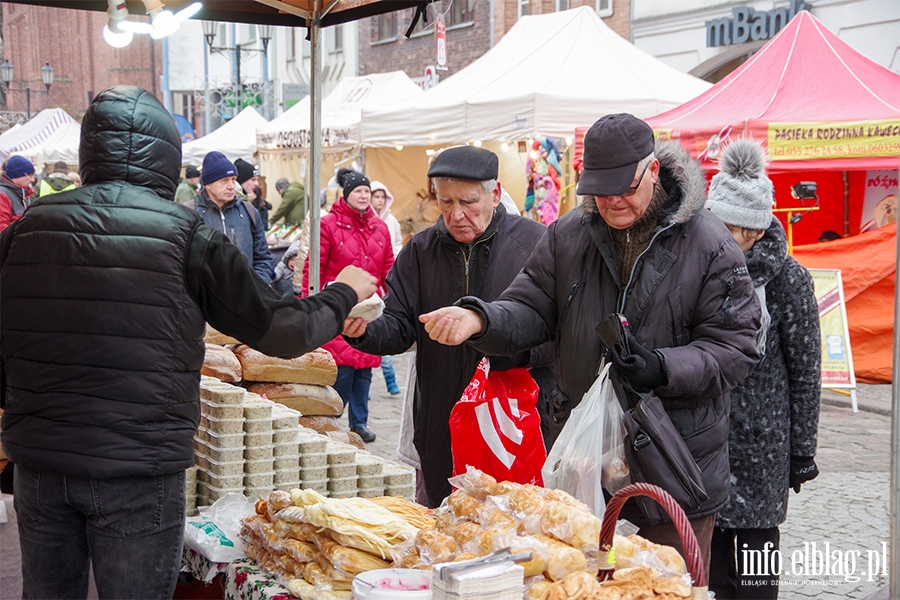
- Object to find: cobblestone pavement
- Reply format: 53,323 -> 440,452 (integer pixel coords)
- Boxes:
356,354 -> 893,599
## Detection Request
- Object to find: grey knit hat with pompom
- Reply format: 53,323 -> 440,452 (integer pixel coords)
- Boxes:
706,138 -> 774,230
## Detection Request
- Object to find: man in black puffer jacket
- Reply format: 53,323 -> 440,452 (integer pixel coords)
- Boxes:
0,86 -> 376,600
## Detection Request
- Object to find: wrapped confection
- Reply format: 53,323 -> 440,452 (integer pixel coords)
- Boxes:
509,485 -> 546,516
534,534 -> 588,581
456,466 -> 499,500
282,539 -> 318,564
414,528 -> 457,564
447,489 -> 480,521
539,500 -> 602,550
447,521 -> 483,548
315,537 -> 391,575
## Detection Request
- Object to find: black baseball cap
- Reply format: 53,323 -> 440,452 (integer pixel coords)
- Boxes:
576,113 -> 655,197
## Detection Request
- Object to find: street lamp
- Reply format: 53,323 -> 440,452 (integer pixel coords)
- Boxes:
203,22 -> 273,118
0,60 -> 54,119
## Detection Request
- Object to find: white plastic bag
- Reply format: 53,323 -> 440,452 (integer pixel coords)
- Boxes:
183,493 -> 256,563
541,362 -> 628,517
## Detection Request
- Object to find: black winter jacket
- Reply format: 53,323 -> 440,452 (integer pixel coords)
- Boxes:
717,217 -> 820,529
347,207 -> 553,507
0,86 -> 357,479
460,142 -> 761,523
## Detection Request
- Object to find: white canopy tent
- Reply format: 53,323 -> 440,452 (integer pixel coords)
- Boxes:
13,121 -> 81,168
0,108 -> 76,163
361,6 -> 712,147
181,106 -> 269,167
255,72 -> 422,207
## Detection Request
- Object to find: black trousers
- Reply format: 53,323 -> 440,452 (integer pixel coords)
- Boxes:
710,526 -> 781,600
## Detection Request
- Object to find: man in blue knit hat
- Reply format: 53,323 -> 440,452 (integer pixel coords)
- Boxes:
186,151 -> 273,282
0,156 -> 35,233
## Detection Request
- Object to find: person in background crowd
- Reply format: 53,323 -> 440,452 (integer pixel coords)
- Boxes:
234,158 -> 259,199
706,139 -> 821,600
418,115 -> 761,572
272,245 -> 300,296
249,185 -> 271,231
186,152 -> 273,282
292,178 -> 334,294
369,180 -> 403,396
304,168 -> 394,443
37,161 -> 75,197
175,165 -> 201,204
0,156 -> 35,233
66,172 -> 83,188
271,177 -> 307,227
343,146 -> 558,507
0,85 -> 377,600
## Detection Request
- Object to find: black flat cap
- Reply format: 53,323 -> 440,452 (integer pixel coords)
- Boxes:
428,146 -> 499,181
576,113 -> 655,197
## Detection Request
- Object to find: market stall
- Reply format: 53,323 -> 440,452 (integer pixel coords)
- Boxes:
182,106 -> 269,167
0,107 -> 76,163
359,6 -> 712,225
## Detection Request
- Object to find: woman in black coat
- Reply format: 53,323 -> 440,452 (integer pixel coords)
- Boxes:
705,139 -> 821,600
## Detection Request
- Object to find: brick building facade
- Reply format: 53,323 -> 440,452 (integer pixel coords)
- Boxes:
359,0 -> 631,81
1,3 -> 162,121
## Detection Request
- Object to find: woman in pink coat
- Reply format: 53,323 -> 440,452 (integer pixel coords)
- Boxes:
303,169 -> 393,442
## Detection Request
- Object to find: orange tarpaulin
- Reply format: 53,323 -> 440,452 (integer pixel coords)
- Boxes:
793,223 -> 896,383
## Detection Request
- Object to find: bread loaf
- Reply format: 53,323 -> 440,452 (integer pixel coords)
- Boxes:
204,325 -> 241,345
233,346 -> 337,385
201,344 -> 242,382
245,383 -> 342,416
298,416 -> 341,433
327,430 -> 365,450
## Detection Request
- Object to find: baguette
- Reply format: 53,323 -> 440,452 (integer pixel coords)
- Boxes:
204,325 -> 241,345
233,346 -> 337,385
201,344 -> 242,383
245,383 -> 342,416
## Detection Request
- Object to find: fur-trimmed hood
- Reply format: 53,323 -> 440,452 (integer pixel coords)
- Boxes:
580,140 -> 707,227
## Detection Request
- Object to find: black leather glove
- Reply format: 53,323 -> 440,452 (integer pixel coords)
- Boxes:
790,456 -> 819,493
611,331 -> 666,393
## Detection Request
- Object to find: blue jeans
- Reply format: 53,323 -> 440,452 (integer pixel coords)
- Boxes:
333,366 -> 373,429
14,464 -> 185,600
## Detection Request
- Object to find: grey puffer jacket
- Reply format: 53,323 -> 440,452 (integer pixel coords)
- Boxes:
717,217 -> 820,529
460,141 -> 761,523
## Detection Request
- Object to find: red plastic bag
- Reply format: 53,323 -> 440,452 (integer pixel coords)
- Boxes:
449,358 -> 546,486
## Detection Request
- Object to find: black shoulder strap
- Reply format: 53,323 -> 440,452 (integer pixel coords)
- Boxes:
243,201 -> 259,231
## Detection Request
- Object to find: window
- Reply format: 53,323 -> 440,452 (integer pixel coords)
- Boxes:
557,0 -> 568,10
245,24 -> 256,43
518,0 -> 529,18
374,13 -> 396,41
332,24 -> 343,53
449,0 -> 475,25
219,23 -> 228,45
596,0 -> 612,17
288,28 -> 297,61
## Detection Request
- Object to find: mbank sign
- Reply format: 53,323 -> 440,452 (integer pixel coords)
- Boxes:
706,0 -> 809,47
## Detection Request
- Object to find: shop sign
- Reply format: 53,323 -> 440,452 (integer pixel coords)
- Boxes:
283,83 -> 309,108
767,119 -> 900,161
859,170 -> 898,233
435,15 -> 448,71
706,0 -> 809,47
809,269 -> 855,388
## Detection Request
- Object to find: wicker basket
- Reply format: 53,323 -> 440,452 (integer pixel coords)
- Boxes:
597,482 -> 709,600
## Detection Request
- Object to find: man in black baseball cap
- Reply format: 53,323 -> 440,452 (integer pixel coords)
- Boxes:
342,144 -> 559,507
418,112 -> 762,575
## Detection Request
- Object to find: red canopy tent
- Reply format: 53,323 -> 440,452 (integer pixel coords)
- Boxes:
644,10 -> 900,246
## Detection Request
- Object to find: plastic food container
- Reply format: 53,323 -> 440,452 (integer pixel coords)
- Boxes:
206,416 -> 246,436
299,467 -> 328,481
274,467 -> 301,484
185,466 -> 199,483
244,458 -> 274,474
357,474 -> 384,489
201,400 -> 244,420
328,463 -> 358,479
193,438 -> 206,455
206,444 -> 245,463
328,489 -> 358,499
244,444 -> 274,462
274,454 -> 301,470
243,400 -> 274,421
299,479 -> 328,493
297,435 -> 328,454
195,425 -> 210,444
244,418 -> 274,434
328,475 -> 359,493
385,484 -> 416,500
353,568 -> 432,600
199,414 -> 210,430
274,442 -> 300,457
206,483 -> 244,502
275,481 -> 301,492
205,385 -> 246,405
206,457 -> 245,477
244,471 -> 275,488
357,487 -> 385,499
273,427 -> 300,444
244,485 -> 275,499
299,453 -> 328,468
244,430 -> 274,447
356,454 -> 384,476
207,471 -> 244,489
206,429 -> 245,449
383,465 -> 415,487
326,443 -> 356,465
272,407 -> 301,429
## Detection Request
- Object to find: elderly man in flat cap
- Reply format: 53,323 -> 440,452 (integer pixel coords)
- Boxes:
419,114 -> 762,573
343,146 -> 560,507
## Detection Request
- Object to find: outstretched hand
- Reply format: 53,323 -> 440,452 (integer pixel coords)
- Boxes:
419,306 -> 484,346
342,317 -> 367,338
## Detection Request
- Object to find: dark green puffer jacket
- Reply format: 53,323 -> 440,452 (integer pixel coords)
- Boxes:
0,86 -> 357,478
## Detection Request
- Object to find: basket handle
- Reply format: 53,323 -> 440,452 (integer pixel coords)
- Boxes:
597,482 -> 707,587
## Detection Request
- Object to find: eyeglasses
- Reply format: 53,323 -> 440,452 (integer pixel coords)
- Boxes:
598,160 -> 651,199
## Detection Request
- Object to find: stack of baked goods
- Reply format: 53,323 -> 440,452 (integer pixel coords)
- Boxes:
240,489 -> 434,600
